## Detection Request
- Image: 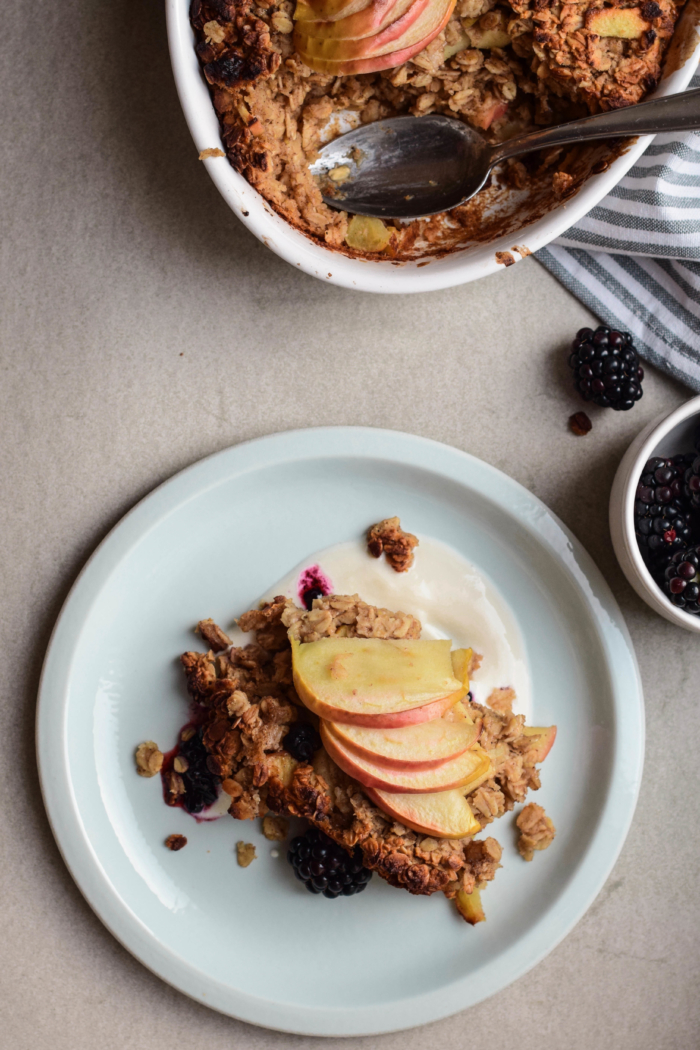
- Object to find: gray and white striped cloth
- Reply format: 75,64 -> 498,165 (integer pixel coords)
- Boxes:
537,71 -> 700,391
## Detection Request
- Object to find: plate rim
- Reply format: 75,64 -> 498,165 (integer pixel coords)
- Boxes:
36,426 -> 645,1035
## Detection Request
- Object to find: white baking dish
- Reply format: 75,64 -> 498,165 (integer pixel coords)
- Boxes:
166,0 -> 700,292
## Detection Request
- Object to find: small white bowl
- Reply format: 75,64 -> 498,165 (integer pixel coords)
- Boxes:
166,0 -> 700,293
610,395 -> 700,632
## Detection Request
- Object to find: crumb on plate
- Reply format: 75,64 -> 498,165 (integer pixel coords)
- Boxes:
165,834 -> 188,851
135,741 -> 163,778
262,815 -> 289,841
236,841 -> 257,867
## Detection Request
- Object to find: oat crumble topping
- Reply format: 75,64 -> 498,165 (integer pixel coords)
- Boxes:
283,592 -> 422,641
367,516 -> 419,572
516,801 -> 556,860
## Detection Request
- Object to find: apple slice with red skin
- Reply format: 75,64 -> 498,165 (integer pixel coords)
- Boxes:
327,714 -> 480,770
296,0 -> 422,40
299,687 -> 459,728
442,699 -> 475,724
297,0 -> 450,60
365,784 -> 481,837
297,0 -> 422,42
291,636 -> 465,728
473,99 -> 508,130
522,725 -> 557,764
321,721 -> 492,791
296,0 -> 430,60
296,0 -> 375,23
296,0 -> 455,73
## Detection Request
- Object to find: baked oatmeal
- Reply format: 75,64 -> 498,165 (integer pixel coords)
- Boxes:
189,0 -> 685,259
171,598 -> 555,918
140,523 -> 556,920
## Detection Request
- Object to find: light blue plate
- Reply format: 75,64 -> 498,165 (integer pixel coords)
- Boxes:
36,427 -> 644,1036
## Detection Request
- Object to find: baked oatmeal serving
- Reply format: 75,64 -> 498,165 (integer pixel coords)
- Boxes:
190,0 -> 685,259
138,518 -> 556,923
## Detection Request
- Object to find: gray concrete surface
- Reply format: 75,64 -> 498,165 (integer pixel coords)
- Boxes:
2,2 -> 699,1048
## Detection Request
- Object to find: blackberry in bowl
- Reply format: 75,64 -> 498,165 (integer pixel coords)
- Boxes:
663,548 -> 700,614
569,326 -> 644,411
634,455 -> 694,564
287,827 -> 372,899
610,393 -> 700,633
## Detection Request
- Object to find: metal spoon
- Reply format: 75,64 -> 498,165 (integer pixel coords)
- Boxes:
310,86 -> 700,219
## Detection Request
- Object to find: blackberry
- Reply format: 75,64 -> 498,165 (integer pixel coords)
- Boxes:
302,586 -> 324,610
568,326 -> 644,410
284,722 -> 321,762
178,727 -> 220,814
634,455 -> 694,562
287,827 -> 372,898
685,454 -> 700,510
663,546 -> 700,614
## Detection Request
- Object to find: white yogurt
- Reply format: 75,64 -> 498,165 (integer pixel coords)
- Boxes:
230,537 -> 531,719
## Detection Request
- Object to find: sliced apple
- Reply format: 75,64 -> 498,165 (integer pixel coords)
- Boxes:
521,725 -> 557,764
473,99 -> 508,130
345,215 -> 393,253
296,0 -> 424,41
327,714 -> 480,770
450,647 -> 471,689
266,751 -> 298,787
296,0 -> 375,23
442,699 -> 472,723
587,7 -> 647,38
456,886 -> 485,924
291,637 -> 465,727
444,22 -> 473,59
365,784 -> 481,837
296,0 -> 441,60
296,0 -> 455,74
322,722 -> 492,791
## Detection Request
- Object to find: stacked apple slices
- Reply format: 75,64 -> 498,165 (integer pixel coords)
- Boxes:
291,637 -> 491,838
293,0 -> 456,76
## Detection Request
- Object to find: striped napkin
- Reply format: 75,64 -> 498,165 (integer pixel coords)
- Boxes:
536,71 -> 700,392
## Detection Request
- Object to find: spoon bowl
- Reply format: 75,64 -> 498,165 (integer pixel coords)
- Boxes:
310,114 -> 493,219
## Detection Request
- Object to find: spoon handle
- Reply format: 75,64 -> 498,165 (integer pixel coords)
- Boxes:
491,86 -> 700,166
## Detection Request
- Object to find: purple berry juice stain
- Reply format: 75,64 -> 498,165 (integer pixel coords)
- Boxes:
298,564 -> 333,610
